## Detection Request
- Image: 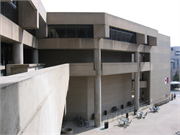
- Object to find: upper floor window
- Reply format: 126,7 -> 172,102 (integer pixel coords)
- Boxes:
1,1 -> 18,24
173,59 -> 176,69
107,26 -> 136,43
48,25 -> 94,38
177,59 -> 179,68
175,51 -> 180,56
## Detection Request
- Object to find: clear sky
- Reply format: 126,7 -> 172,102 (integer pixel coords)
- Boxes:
41,0 -> 180,47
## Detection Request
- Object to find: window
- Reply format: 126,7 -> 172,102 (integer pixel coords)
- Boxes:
108,26 -> 136,43
175,51 -> 180,56
177,59 -> 179,68
1,2 -> 18,24
173,59 -> 176,69
48,25 -> 93,38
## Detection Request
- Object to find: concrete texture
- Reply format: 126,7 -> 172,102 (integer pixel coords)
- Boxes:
6,64 -> 45,75
94,38 -> 102,127
134,52 -> 140,109
150,34 -> 170,105
0,14 -> 38,48
0,64 -> 69,134
13,43 -> 24,64
66,74 -> 132,121
140,62 -> 151,72
18,1 -> 39,29
102,63 -> 137,75
29,0 -> 47,22
62,95 -> 180,135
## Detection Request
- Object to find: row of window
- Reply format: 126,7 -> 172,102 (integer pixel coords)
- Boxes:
47,25 -> 138,43
108,26 -> 136,43
1,1 -> 18,25
48,25 -> 94,38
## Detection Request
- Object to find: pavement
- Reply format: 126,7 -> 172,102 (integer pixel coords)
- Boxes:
62,92 -> 180,135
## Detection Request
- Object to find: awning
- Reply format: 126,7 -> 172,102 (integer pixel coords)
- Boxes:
170,81 -> 180,85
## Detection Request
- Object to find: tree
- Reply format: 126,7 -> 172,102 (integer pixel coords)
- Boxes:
173,71 -> 179,81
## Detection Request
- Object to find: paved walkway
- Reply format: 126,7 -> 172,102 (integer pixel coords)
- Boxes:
62,94 -> 180,135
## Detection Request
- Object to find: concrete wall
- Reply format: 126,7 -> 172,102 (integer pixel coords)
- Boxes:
102,63 -> 137,75
38,38 -> 95,49
18,1 -> 39,29
47,13 -> 157,39
150,34 -> 170,104
0,14 -> 38,48
101,74 -> 132,114
140,62 -> 151,72
66,77 -> 87,120
102,39 -> 152,53
0,64 -> 69,134
70,63 -> 94,76
29,0 -> 47,22
66,74 -> 132,120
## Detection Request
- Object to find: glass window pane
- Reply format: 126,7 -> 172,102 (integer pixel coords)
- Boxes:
56,26 -> 66,38
117,31 -> 121,41
66,25 -> 76,38
111,30 -> 116,40
87,26 -> 93,38
77,26 -> 86,38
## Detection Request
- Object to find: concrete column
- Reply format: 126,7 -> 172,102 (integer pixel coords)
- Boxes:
94,38 -> 101,127
32,49 -> 38,63
134,52 -> 140,109
13,43 -> 23,64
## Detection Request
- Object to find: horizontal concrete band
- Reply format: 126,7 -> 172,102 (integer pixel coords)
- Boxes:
70,62 -> 151,76
0,14 -> 38,48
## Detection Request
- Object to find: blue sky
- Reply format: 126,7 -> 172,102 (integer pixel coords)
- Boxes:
41,0 -> 180,47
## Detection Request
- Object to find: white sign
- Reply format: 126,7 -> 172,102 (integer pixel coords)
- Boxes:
165,78 -> 167,84
164,77 -> 169,84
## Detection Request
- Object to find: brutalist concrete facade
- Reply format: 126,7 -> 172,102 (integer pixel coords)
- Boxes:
0,0 -> 170,131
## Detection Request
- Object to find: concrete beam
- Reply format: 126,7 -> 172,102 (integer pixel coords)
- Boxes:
35,16 -> 48,38
18,1 -> 39,29
94,24 -> 109,38
29,0 -> 47,23
148,36 -> 157,46
136,33 -> 145,44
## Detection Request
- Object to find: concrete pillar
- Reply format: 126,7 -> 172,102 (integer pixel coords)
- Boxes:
13,43 -> 23,64
94,38 -> 101,127
32,49 -> 38,63
134,52 -> 140,109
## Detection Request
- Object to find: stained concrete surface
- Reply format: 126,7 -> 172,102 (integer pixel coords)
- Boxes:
62,93 -> 180,135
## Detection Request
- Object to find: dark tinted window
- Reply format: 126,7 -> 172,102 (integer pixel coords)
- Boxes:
108,26 -> 136,43
48,25 -> 93,38
1,2 -> 18,24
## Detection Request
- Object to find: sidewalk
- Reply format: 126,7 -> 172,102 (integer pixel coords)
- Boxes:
62,96 -> 180,135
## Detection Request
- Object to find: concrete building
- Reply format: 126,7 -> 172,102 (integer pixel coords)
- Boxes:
0,1 -> 170,134
171,47 -> 180,75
